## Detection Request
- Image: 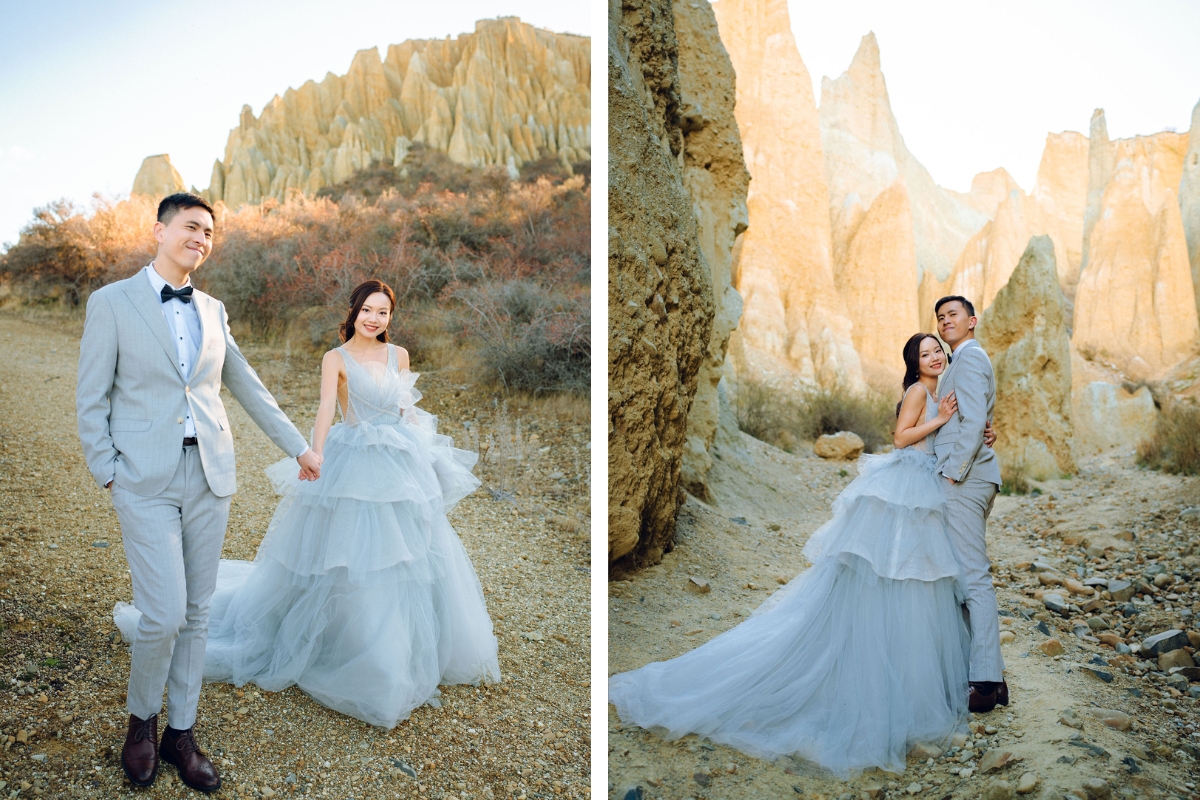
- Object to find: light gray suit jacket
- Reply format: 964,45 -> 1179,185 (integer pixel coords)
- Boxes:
934,338 -> 1001,486
76,271 -> 308,498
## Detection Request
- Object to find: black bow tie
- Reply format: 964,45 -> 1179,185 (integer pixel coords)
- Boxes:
160,284 -> 194,304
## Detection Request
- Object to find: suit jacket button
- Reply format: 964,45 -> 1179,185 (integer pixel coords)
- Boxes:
177,418 -> 184,424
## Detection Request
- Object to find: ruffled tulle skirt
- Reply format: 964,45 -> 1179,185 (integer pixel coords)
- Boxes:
607,448 -> 970,778
115,418 -> 500,728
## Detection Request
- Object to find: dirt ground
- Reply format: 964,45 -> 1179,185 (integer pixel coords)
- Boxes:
0,310 -> 591,799
609,432 -> 1200,800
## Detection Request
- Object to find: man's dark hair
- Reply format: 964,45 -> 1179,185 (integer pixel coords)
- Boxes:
935,295 -> 975,317
157,192 -> 215,226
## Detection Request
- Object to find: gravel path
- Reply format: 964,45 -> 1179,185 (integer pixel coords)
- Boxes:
609,433 -> 1200,799
0,312 -> 591,799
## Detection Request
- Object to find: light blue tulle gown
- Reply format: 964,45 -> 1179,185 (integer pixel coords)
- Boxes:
608,385 -> 971,778
115,344 -> 500,728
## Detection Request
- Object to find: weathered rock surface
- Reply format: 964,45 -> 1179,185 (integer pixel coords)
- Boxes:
202,18 -> 589,209
1031,131 -> 1089,298
976,235 -> 1076,479
131,154 -> 186,198
673,0 -> 750,501
1182,99 -> 1200,319
608,0 -> 713,571
1072,128 -> 1198,378
1069,347 -> 1158,457
712,0 -> 863,391
820,33 -> 988,297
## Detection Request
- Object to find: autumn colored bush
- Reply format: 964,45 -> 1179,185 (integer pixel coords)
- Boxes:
0,156 -> 590,395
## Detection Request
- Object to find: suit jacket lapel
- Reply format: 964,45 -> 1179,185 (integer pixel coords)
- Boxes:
122,275 -> 187,383
192,292 -> 215,374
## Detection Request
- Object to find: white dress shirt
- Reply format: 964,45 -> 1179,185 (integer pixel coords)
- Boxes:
146,264 -> 200,438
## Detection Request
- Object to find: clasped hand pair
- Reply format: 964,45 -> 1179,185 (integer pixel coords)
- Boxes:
297,449 -> 323,481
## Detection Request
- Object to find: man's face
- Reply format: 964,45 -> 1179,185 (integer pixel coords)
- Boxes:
937,301 -> 975,344
153,207 -> 214,273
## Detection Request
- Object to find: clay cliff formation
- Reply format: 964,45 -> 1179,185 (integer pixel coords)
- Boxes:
1181,100 -> 1200,318
131,155 -> 186,199
672,0 -> 751,501
609,0 -> 720,571
197,18 -> 589,209
711,0 -> 863,392
976,236 -> 1075,480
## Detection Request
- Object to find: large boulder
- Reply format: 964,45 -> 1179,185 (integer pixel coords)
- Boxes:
131,154 -> 186,199
1070,348 -> 1158,457
608,0 -> 713,571
712,0 -> 864,391
976,235 -> 1076,479
674,0 -> 751,500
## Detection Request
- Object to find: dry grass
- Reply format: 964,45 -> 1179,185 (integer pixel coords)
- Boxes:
1000,457 -> 1032,496
1138,400 -> 1200,475
735,377 -> 895,454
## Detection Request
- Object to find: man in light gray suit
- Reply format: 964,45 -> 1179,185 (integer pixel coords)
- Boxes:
77,193 -> 323,792
933,295 -> 1006,714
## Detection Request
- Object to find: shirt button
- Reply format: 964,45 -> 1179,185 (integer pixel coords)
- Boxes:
185,386 -> 190,393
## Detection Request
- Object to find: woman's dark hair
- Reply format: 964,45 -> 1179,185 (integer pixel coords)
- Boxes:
896,332 -> 943,416
339,280 -> 397,343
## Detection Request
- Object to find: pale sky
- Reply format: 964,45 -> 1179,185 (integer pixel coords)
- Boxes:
0,0 -> 590,247
787,0 -> 1200,194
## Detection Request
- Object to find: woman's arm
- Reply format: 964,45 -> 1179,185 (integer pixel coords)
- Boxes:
893,388 -> 956,449
393,344 -> 410,371
312,350 -> 344,456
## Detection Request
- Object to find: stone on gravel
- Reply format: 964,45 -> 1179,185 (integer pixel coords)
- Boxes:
1106,579 -> 1134,601
1064,578 -> 1092,596
1096,632 -> 1122,647
814,431 -> 864,460
1188,630 -> 1200,648
1016,772 -> 1039,794
1081,778 -> 1111,799
685,576 -> 711,594
979,750 -> 1015,773
1141,629 -> 1189,655
1039,638 -> 1065,656
984,779 -> 1015,800
1038,572 -> 1065,586
1086,617 -> 1109,631
1058,708 -> 1084,729
1089,708 -> 1131,731
1158,648 -> 1194,670
999,630 -> 1016,645
909,742 -> 942,760
905,781 -> 922,795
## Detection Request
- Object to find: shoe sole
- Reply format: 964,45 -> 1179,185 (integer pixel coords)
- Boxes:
121,756 -> 158,788
160,757 -> 222,794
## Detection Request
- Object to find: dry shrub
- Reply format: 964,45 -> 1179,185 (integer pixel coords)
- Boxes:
1138,401 -> 1200,475
1,155 -> 589,395
1000,458 -> 1031,496
735,377 -> 894,454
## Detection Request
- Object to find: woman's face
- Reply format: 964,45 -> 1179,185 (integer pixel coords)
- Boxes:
918,337 -> 947,378
354,292 -> 392,340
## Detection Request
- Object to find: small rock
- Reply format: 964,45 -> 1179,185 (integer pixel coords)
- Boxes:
1089,709 -> 1131,731
1039,639 -> 1065,656
1096,632 -> 1122,648
909,742 -> 942,760
984,779 -> 1014,800
959,767 -> 975,779
685,577 -> 710,594
618,788 -> 643,800
906,782 -> 922,795
15,730 -> 28,744
1158,648 -> 1195,671
520,630 -> 545,642
92,540 -> 108,548
814,431 -> 865,460
1016,772 -> 1039,794
1081,778 -> 1111,799
724,763 -> 737,774
1141,629 -> 1189,655
1043,594 -> 1068,614
1153,573 -> 1174,589
1086,617 -> 1109,631
1064,579 -> 1092,596
999,630 -> 1016,645
693,772 -> 710,787
261,789 -> 276,799
979,750 -> 1014,774
30,754 -> 46,762
1058,709 -> 1084,729
1038,573 -> 1065,587
1107,579 -> 1135,602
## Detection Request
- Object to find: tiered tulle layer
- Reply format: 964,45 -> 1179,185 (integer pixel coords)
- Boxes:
115,419 -> 500,729
608,447 -> 970,778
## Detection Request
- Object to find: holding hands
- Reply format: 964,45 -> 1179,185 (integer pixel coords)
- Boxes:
297,448 -> 323,481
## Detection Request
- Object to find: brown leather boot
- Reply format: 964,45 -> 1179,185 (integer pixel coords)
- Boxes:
968,682 -> 998,713
996,679 -> 1010,706
121,713 -> 159,787
159,725 -> 222,793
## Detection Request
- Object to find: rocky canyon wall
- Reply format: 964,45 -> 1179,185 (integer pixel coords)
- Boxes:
131,155 -> 186,199
609,0 -> 716,572
711,0 -> 863,392
200,18 -> 589,209
1182,100 -> 1200,319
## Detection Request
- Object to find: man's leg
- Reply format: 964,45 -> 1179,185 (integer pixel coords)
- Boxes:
112,460 -> 189,722
165,444 -> 230,731
944,477 -> 1003,683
